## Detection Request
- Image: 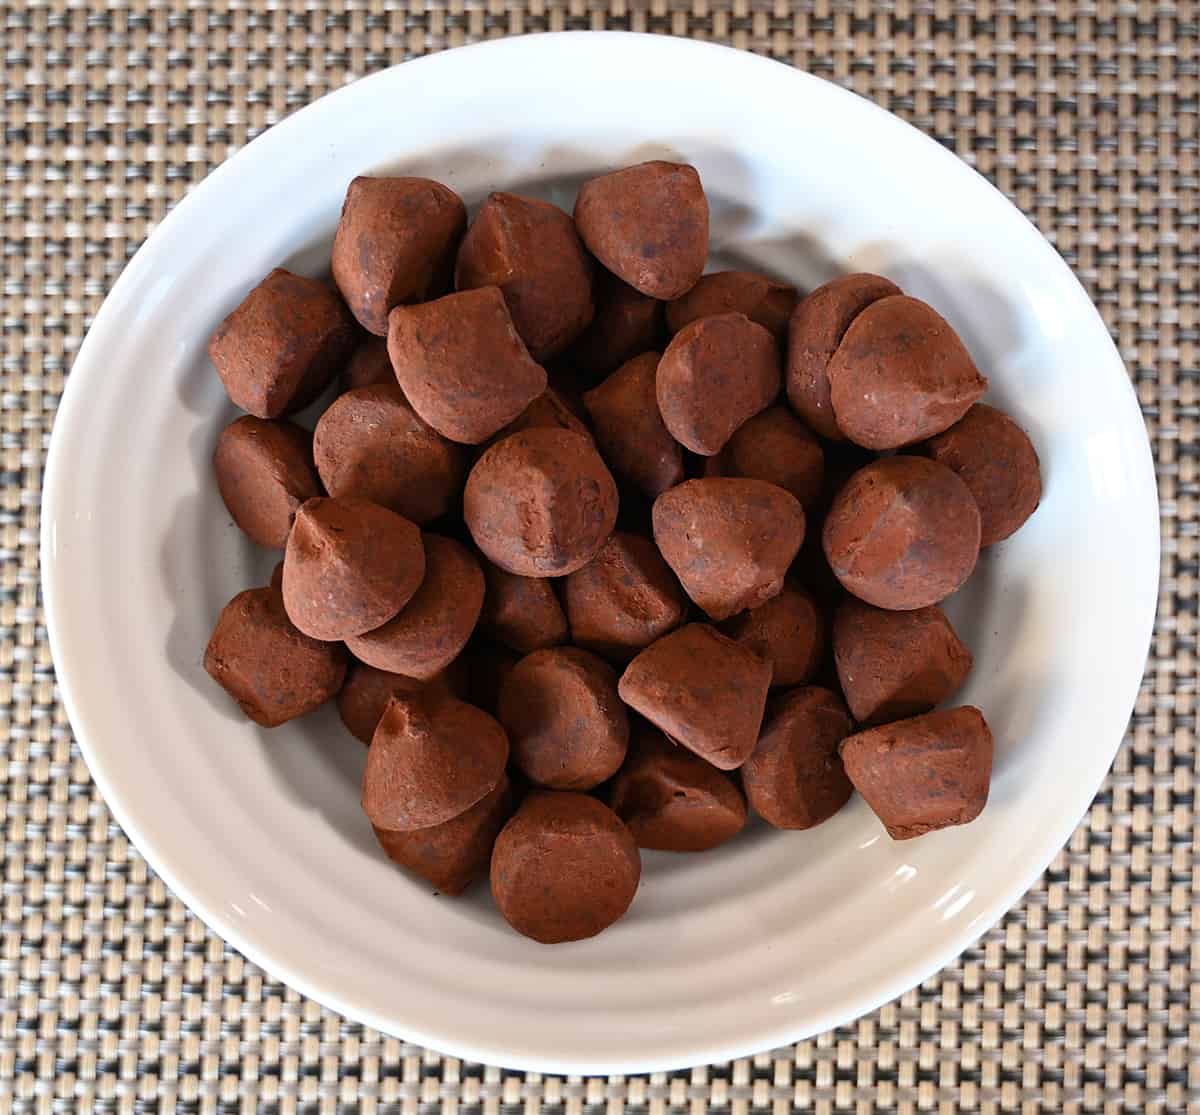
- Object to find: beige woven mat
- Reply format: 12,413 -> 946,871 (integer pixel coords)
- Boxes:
2,1 -> 1196,1111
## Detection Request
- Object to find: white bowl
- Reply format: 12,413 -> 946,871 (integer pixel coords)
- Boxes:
41,33 -> 1158,1074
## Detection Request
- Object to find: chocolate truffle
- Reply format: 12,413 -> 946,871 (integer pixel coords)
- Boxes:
609,726 -> 746,852
464,428 -> 619,577
839,706 -> 994,840
827,295 -> 989,450
920,403 -> 1042,546
479,562 -> 568,654
281,495 -> 425,641
490,791 -> 641,943
652,478 -> 805,621
345,534 -> 484,679
563,531 -> 686,660
741,686 -> 854,830
657,313 -> 781,456
583,352 -> 684,498
455,192 -> 594,360
710,405 -> 824,511
822,456 -> 981,611
562,272 -> 663,382
204,587 -> 347,727
618,623 -> 772,770
388,286 -> 547,445
666,270 -> 797,342
337,660 -> 459,744
213,416 -> 320,550
833,597 -> 972,725
499,647 -> 629,790
331,176 -> 467,335
361,693 -> 508,831
494,387 -> 592,444
786,272 -> 901,441
374,774 -> 514,896
573,161 -> 708,300
208,268 -> 357,419
721,581 -> 824,688
341,335 -> 395,393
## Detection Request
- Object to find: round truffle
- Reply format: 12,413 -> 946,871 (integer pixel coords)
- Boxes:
479,562 -> 568,654
341,335 -> 395,393
491,387 -> 592,444
337,660 -> 459,744
666,270 -> 797,342
713,405 -> 824,511
720,581 -> 824,688
562,271 -> 664,383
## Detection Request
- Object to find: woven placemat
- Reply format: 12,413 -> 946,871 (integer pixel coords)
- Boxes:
2,2 -> 1196,1111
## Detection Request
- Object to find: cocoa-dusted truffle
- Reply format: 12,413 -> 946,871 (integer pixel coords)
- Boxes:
563,531 -> 686,660
374,774 -> 514,895
341,335 -> 395,393
208,268 -> 357,419
479,562 -> 568,654
331,176 -> 467,335
666,270 -> 797,342
337,660 -> 459,744
608,726 -> 746,852
490,791 -> 640,943
839,706 -> 993,840
827,295 -> 988,449
920,403 -> 1042,546
281,496 -> 425,641
786,272 -> 901,441
833,597 -> 972,725
388,286 -> 547,445
721,581 -> 824,688
822,456 -> 980,611
213,416 -> 320,550
709,405 -> 824,511
455,192 -> 594,360
494,387 -> 592,444
652,478 -> 805,621
618,623 -> 771,770
361,693 -> 508,831
346,535 -> 484,679
464,428 -> 619,577
498,647 -> 629,790
741,686 -> 853,830
657,313 -> 781,456
562,272 -> 663,382
204,587 -> 347,727
583,352 -> 684,498
573,161 -> 708,300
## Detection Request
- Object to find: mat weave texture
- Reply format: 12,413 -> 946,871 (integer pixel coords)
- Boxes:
1,2 -> 1196,1112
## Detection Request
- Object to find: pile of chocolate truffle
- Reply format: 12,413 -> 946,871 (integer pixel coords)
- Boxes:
203,160 -> 1042,944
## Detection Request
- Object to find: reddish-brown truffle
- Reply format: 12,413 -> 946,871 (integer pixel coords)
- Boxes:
492,387 -> 592,444
657,313 -> 781,456
822,456 -> 981,611
720,581 -> 824,688
208,268 -> 357,419
331,176 -> 467,335
652,478 -> 805,621
464,428 -> 619,577
561,272 -> 663,383
337,660 -> 458,744
341,335 -> 395,393
666,270 -> 797,342
479,562 -> 568,654
618,623 -> 772,770
573,161 -> 708,300
490,791 -> 640,943
388,286 -> 548,445
204,587 -> 347,727
920,403 -> 1042,546
281,496 -> 426,641
710,405 -> 824,511
839,706 -> 994,840
741,686 -> 854,830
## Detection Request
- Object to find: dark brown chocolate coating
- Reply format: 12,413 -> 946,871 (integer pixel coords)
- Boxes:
786,273 -> 901,441
608,726 -> 746,851
337,660 -> 459,744
561,271 -> 664,383
341,335 -> 395,393
833,597 -> 972,725
839,706 -> 993,840
583,352 -> 684,498
204,587 -> 347,727
657,313 -> 781,456
479,562 -> 568,654
331,176 -> 467,335
345,534 -> 484,680
573,161 -> 708,300
455,192 -> 594,361
281,495 -> 426,641
464,428 -> 619,577
490,791 -> 640,943
361,693 -> 508,831
208,268 -> 357,419
666,270 -> 797,341
714,405 -> 825,511
458,639 -> 521,715
498,647 -> 629,790
741,686 -> 854,830
920,403 -> 1042,546
652,477 -> 806,621
827,295 -> 988,450
618,623 -> 772,770
822,456 -> 981,611
213,416 -> 320,550
720,581 -> 824,688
